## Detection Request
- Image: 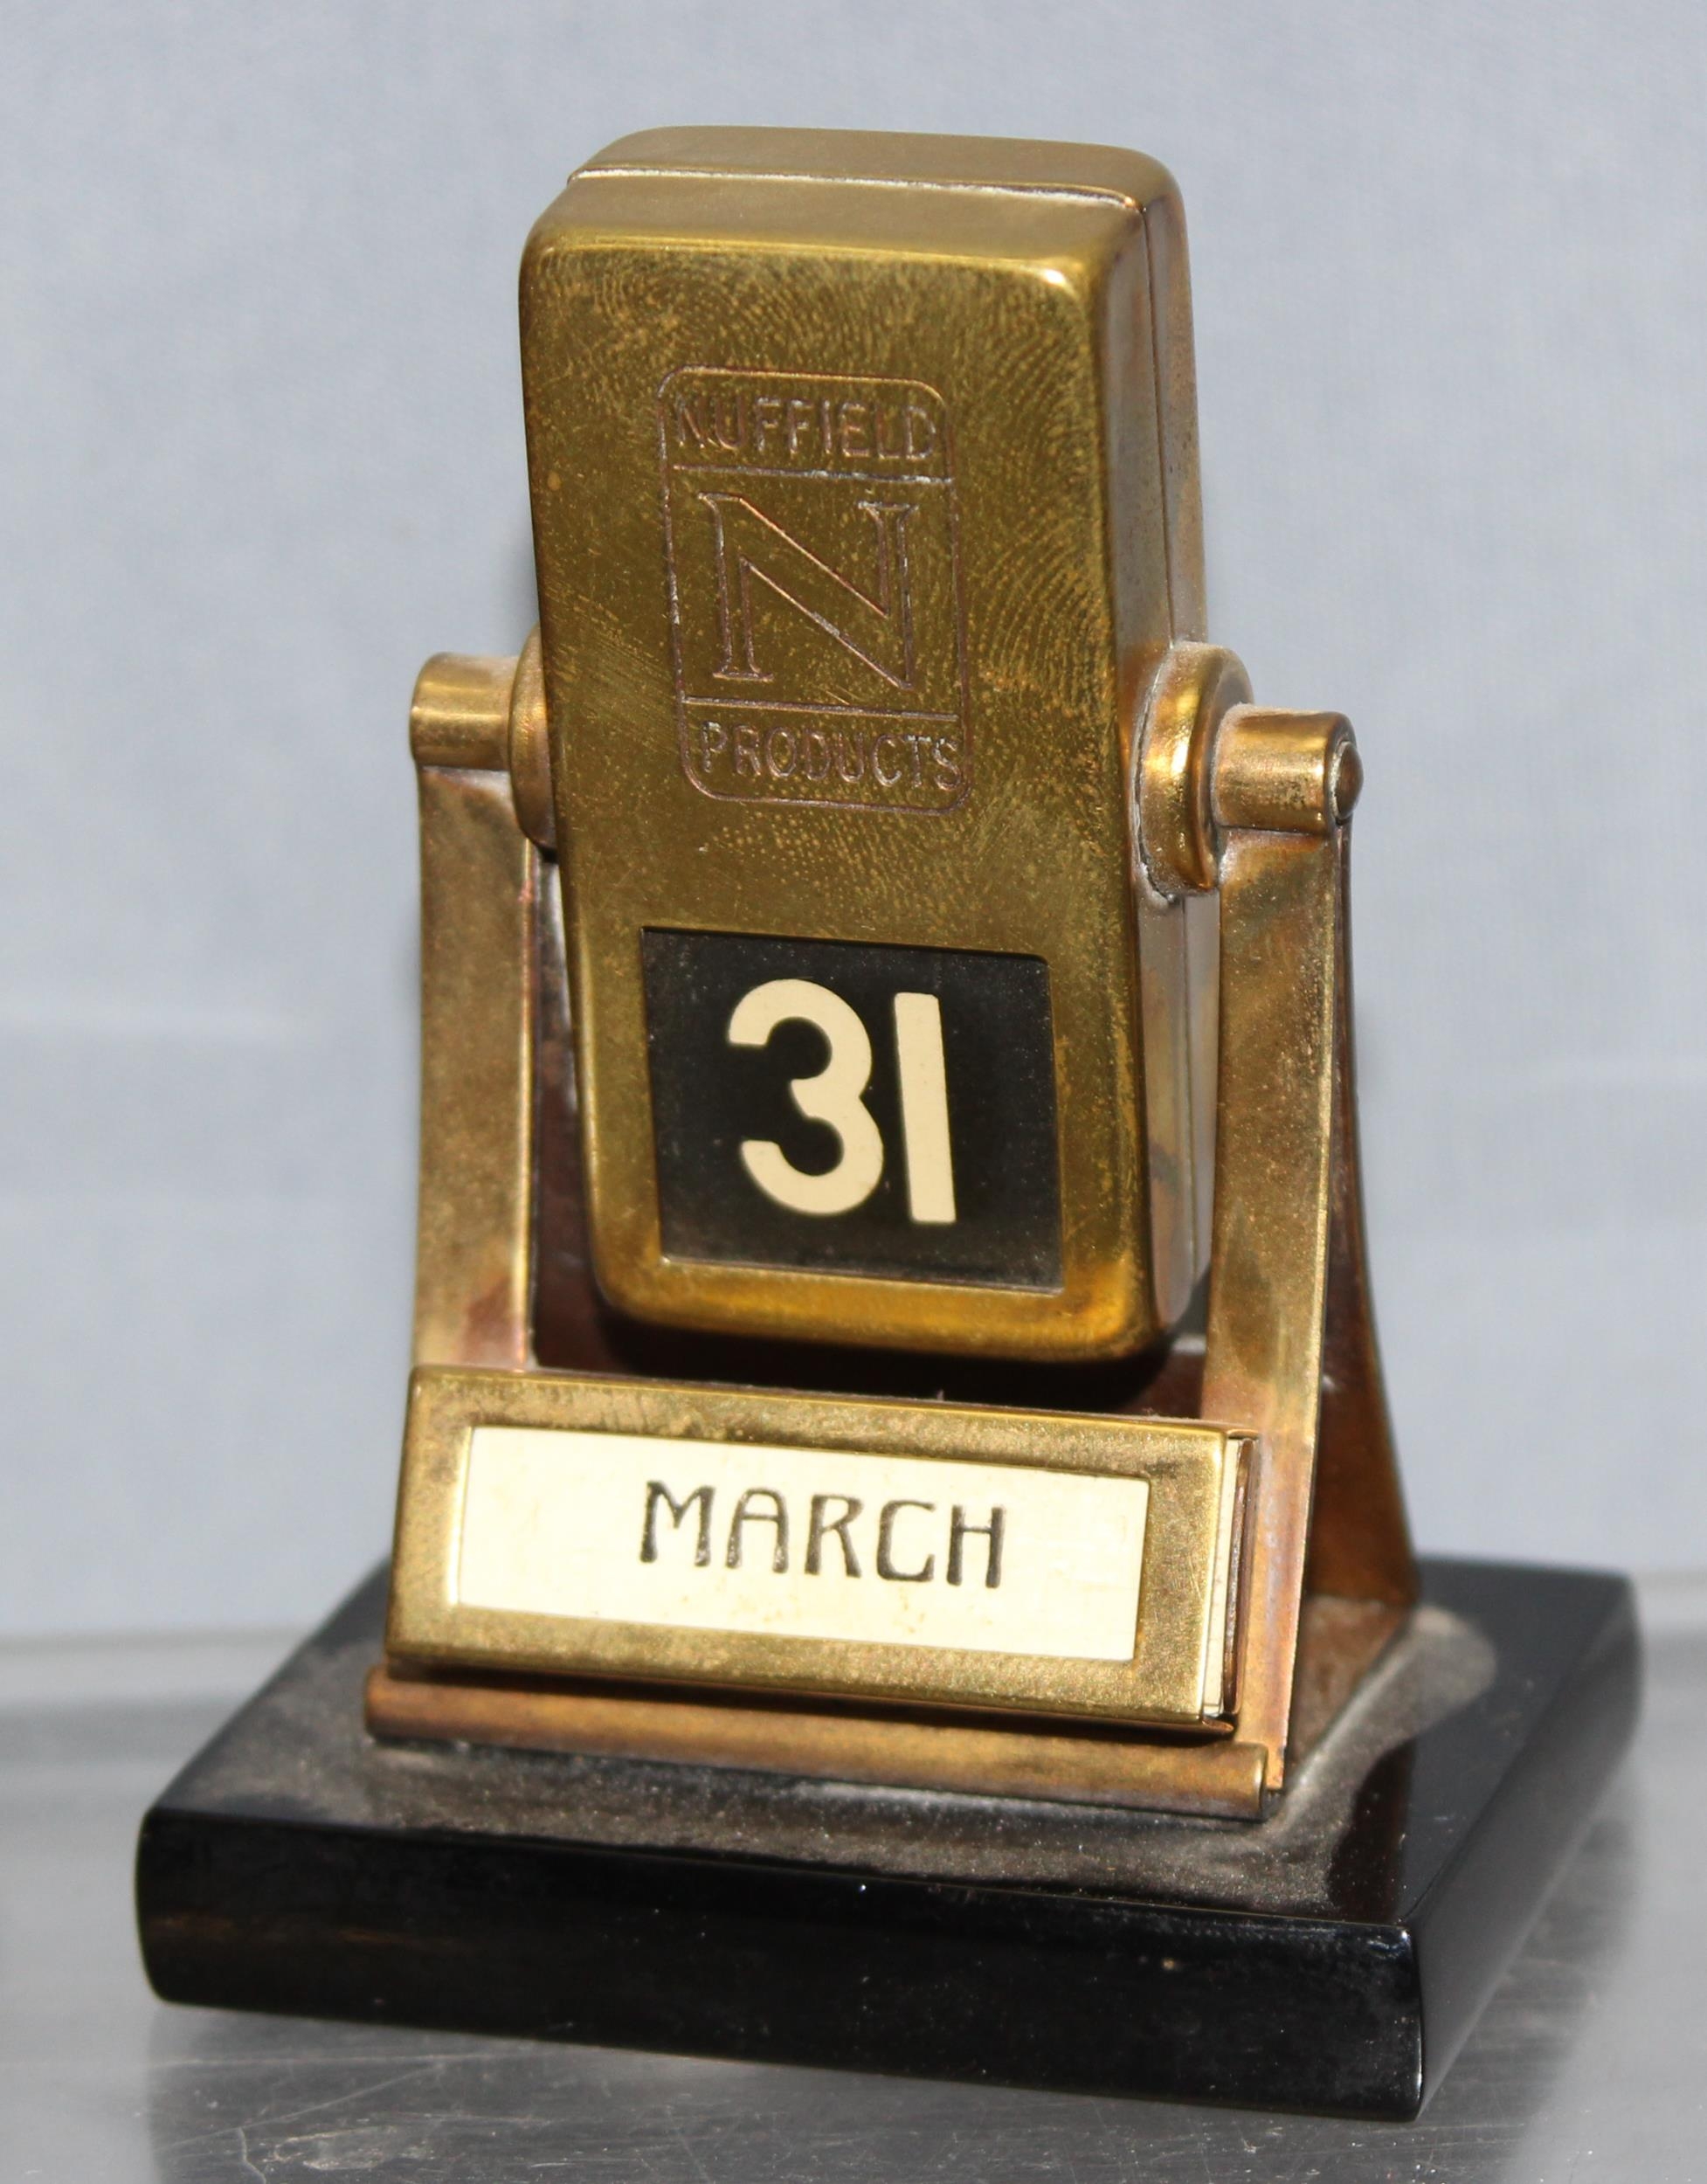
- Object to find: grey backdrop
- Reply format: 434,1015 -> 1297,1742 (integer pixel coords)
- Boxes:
4,3 -> 1703,1635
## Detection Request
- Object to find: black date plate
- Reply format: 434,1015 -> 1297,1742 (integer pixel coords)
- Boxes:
641,930 -> 1061,1290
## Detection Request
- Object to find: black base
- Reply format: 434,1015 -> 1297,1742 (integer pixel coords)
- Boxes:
136,1557 -> 1638,2118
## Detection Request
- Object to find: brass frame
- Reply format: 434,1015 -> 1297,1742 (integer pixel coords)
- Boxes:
384,634 -> 1414,1817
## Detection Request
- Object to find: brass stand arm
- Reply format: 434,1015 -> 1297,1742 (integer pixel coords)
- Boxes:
408,652 -> 541,1369
1137,659 -> 1415,1797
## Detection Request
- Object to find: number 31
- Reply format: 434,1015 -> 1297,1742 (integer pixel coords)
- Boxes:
728,979 -> 957,1226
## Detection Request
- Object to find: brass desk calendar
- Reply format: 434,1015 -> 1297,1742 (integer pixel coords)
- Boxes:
137,129 -> 1639,2118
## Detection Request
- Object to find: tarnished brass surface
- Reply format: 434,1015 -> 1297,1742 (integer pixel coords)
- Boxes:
364,1662 -> 1269,1819
408,652 -> 514,772
1213,706 -> 1360,835
1134,642 -> 1251,898
522,127 -> 1211,1360
1198,708 -> 1413,1792
1307,848 -> 1413,1610
388,1365 -> 1250,1730
1131,641 -> 1250,1275
410,671 -> 539,1369
394,661 -> 1411,1802
387,129 -> 1418,1814
363,1589 -> 1399,1818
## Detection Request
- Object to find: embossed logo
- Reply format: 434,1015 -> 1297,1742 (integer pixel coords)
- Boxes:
660,369 -> 969,812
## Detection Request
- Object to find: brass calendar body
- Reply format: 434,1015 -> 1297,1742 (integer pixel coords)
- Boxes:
522,131 -> 1212,1361
139,124 -> 1642,2123
377,126 -> 1416,1821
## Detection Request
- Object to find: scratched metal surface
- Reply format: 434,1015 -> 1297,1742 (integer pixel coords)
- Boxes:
1,1589 -> 1704,2183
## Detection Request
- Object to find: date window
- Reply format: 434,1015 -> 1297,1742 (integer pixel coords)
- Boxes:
642,931 -> 1061,1291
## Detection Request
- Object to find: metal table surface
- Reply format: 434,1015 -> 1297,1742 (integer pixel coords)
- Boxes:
3,1579 -> 1704,2183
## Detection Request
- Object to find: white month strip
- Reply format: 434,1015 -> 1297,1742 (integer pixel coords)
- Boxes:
455,1427 -> 1148,1662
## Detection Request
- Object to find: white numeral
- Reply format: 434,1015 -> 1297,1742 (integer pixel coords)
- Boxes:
892,992 -> 956,1224
727,978 -> 957,1225
729,979 -> 885,1216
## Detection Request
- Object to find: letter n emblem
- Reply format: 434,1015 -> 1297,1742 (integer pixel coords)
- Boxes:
660,368 -> 969,812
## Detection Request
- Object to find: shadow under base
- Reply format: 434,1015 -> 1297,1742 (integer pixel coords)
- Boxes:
136,1557 -> 1637,2119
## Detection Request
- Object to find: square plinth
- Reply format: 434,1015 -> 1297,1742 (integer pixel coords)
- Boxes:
136,1556 -> 1637,2118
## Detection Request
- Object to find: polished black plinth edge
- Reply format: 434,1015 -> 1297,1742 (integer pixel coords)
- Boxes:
136,1557 -> 1638,2118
